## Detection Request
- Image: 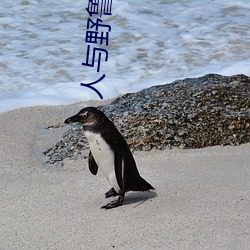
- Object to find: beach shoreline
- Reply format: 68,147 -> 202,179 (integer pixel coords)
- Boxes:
0,102 -> 249,249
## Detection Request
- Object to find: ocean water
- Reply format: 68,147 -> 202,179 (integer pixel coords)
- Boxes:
0,0 -> 250,112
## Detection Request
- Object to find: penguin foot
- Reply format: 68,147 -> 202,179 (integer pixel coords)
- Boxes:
101,196 -> 124,209
105,187 -> 118,198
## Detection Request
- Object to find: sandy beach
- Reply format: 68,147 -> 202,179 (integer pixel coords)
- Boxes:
0,101 -> 249,249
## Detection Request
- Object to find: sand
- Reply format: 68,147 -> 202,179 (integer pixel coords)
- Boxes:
0,101 -> 249,250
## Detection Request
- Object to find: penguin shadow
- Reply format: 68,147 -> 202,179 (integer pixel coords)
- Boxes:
122,190 -> 157,208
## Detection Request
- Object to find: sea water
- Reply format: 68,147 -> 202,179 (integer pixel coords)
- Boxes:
0,0 -> 249,112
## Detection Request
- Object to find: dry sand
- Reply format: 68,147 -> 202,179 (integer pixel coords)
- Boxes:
0,101 -> 249,249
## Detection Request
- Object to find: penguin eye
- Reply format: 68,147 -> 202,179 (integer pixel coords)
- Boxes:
80,112 -> 88,119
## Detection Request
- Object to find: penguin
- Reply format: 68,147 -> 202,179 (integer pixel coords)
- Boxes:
65,107 -> 154,209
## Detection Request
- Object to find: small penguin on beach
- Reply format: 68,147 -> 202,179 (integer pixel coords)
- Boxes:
65,107 -> 154,209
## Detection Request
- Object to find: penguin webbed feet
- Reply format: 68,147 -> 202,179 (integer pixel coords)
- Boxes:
101,196 -> 124,209
105,187 -> 118,198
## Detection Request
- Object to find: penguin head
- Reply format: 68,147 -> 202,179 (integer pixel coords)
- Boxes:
65,107 -> 109,129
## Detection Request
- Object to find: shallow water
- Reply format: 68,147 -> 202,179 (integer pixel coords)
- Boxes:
0,0 -> 250,112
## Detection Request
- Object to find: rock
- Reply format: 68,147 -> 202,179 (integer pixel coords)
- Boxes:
43,74 -> 250,164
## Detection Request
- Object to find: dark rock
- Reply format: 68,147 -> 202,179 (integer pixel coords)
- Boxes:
43,74 -> 250,164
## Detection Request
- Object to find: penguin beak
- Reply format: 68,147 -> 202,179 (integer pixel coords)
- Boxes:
64,114 -> 81,124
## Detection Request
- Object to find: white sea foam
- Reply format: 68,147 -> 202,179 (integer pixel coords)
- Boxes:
0,0 -> 250,112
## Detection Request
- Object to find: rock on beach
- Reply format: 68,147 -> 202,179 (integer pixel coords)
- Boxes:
44,74 -> 250,164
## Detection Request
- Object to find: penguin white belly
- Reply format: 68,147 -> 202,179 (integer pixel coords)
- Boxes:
85,131 -> 120,193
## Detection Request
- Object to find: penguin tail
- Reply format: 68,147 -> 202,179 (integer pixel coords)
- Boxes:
131,176 -> 154,192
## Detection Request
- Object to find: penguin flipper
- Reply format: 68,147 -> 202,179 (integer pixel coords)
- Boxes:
114,146 -> 124,190
88,151 -> 98,175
